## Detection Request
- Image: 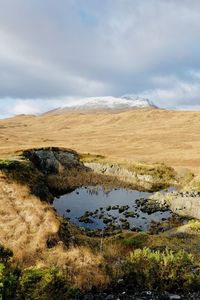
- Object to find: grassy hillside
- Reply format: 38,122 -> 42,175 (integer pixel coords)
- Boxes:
0,108 -> 200,172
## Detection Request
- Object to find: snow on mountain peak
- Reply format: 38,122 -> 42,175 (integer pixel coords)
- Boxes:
45,95 -> 157,115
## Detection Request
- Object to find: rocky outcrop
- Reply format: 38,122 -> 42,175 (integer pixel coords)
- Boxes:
84,162 -> 166,191
150,191 -> 200,220
169,193 -> 200,220
85,162 -> 153,183
22,147 -> 89,196
23,147 -> 87,174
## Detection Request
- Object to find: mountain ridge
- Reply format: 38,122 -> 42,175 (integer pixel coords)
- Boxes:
44,95 -> 157,115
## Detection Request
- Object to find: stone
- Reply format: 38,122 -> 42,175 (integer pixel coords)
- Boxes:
78,215 -> 94,224
119,218 -> 127,223
124,211 -> 136,218
103,217 -> 112,224
106,206 -> 111,211
118,205 -> 129,213
23,147 -> 87,174
112,205 -> 119,210
121,221 -> 130,229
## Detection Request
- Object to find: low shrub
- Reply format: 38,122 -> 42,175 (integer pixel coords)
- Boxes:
0,244 -> 75,300
0,267 -> 75,300
188,219 -> 200,232
122,233 -> 148,248
123,247 -> 200,291
16,267 -> 75,300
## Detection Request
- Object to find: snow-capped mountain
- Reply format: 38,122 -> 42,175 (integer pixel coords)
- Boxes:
45,95 -> 157,115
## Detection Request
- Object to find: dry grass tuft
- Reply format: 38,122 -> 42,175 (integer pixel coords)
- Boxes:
0,171 -> 59,266
44,245 -> 109,289
0,171 -> 110,289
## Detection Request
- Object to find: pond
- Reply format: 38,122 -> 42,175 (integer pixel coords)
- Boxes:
53,186 -> 173,231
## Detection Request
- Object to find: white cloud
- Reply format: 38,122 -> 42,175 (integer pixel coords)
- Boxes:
141,73 -> 200,108
1,0 -> 200,112
1,99 -> 68,116
11,100 -> 41,115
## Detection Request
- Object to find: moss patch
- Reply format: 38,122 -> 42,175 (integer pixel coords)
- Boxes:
80,152 -> 106,163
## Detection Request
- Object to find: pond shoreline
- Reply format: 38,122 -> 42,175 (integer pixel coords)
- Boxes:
53,186 -> 175,234
0,147 -> 200,296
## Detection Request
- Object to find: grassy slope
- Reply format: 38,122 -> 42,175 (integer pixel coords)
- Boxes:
0,108 -> 200,172
1,109 -> 200,292
0,169 -> 109,290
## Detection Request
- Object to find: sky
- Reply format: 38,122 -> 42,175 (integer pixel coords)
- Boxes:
1,0 -> 200,117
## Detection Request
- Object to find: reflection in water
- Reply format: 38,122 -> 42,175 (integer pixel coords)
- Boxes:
86,186 -> 111,196
53,186 -> 173,231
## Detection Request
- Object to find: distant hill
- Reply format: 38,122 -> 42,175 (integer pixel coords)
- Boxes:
1,108 -> 200,171
44,95 -> 157,115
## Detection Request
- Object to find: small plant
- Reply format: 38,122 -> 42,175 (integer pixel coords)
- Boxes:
0,160 -> 16,169
123,247 -> 200,291
17,267 -> 75,300
188,219 -> 200,232
122,233 -> 148,248
80,153 -> 106,163
126,162 -> 176,183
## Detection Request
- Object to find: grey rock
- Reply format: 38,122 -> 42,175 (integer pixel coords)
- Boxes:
23,147 -> 86,174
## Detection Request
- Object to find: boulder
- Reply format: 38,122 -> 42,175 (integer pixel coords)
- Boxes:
23,147 -> 86,174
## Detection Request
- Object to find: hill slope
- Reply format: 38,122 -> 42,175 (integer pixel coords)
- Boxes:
0,108 -> 200,171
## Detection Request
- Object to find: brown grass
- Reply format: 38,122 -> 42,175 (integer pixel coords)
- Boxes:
0,109 -> 200,172
0,171 -> 59,265
1,108 -> 200,289
1,166 -> 200,289
46,169 -> 153,193
0,171 -> 109,289
45,245 -> 109,289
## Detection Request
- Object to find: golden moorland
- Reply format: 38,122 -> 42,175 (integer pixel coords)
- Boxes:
1,108 -> 200,172
1,107 -> 200,297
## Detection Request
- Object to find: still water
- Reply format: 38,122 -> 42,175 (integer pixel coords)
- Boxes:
53,186 -> 173,231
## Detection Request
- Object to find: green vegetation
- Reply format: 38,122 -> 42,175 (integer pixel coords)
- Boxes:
188,219 -> 200,232
0,159 -> 16,168
121,232 -> 148,248
124,247 -> 200,291
125,161 -> 177,187
80,152 -> 106,163
16,267 -> 75,300
81,152 -> 177,189
1,151 -> 200,296
0,244 -> 75,300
